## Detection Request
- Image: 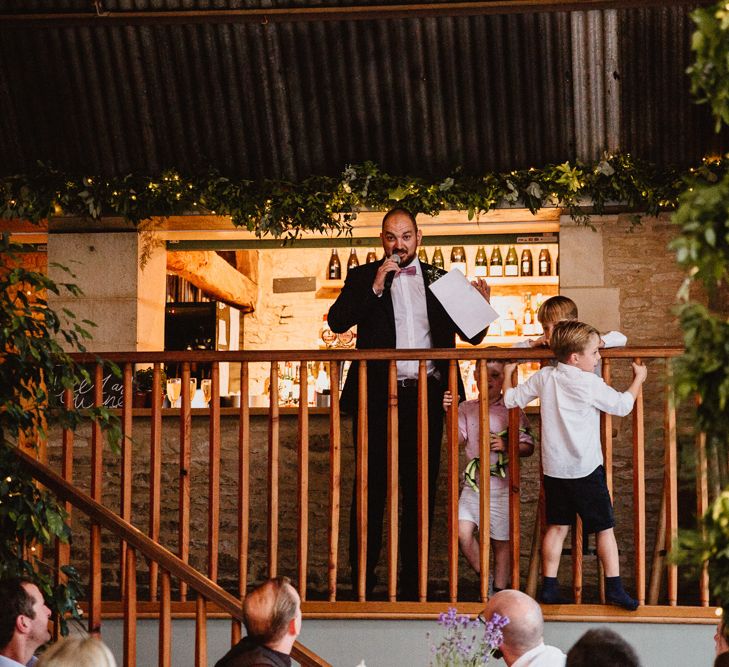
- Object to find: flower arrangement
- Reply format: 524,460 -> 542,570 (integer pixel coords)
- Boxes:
428,607 -> 509,666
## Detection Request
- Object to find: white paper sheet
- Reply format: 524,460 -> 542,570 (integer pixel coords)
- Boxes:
428,269 -> 499,339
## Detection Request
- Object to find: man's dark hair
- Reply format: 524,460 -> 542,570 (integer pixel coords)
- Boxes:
382,207 -> 418,232
0,578 -> 36,649
242,576 -> 298,646
566,627 -> 640,667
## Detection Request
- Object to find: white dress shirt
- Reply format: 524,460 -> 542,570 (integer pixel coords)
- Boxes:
0,654 -> 32,667
389,259 -> 435,379
504,362 -> 635,478
511,642 -> 567,667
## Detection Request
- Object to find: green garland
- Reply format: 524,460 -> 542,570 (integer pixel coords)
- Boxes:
1,154 -> 727,237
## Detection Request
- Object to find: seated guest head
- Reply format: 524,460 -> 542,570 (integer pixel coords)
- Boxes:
37,636 -> 117,667
482,589 -> 552,666
0,577 -> 52,666
566,627 -> 640,667
243,576 -> 302,653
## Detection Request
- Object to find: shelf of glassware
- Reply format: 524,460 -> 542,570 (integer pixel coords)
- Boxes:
315,275 -> 558,299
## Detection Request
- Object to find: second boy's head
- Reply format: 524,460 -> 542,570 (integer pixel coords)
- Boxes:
550,320 -> 601,371
537,295 -> 578,344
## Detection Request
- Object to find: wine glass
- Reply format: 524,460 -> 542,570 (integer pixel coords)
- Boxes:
201,379 -> 212,405
166,377 -> 181,408
189,377 -> 198,400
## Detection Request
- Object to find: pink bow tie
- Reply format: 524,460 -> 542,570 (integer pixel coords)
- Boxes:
396,266 -> 417,277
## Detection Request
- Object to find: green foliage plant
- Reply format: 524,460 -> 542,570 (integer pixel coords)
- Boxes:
1,154 -> 725,237
0,232 -> 120,634
671,1 -> 729,618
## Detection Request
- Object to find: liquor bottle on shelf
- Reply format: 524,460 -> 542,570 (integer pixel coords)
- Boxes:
365,248 -> 378,263
307,363 -> 316,406
501,309 -> 517,335
450,246 -> 467,275
418,246 -> 429,263
432,246 -> 445,269
327,249 -> 342,279
520,248 -> 534,276
538,248 -> 552,276
522,292 -> 535,335
346,248 -> 359,274
489,246 -> 504,277
505,245 -> 519,277
474,246 -> 488,277
534,293 -> 544,335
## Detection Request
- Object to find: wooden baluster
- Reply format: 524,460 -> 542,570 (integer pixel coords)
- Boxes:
632,357 -> 646,605
236,361 -> 251,638
123,546 -> 137,667
159,570 -> 171,667
356,361 -> 368,601
149,363 -> 163,601
179,362 -> 192,601
508,365 -> 522,592
571,517 -> 583,604
387,361 -> 399,601
54,388 -> 74,639
664,365 -> 678,605
120,363 -> 133,593
209,362 -> 221,583
417,359 -> 429,602
195,597 -> 207,667
478,359 -> 491,602
328,360 -> 341,601
696,395 -> 709,606
89,363 -> 103,634
298,360 -> 310,600
599,358 -> 613,603
268,362 -> 280,578
447,360 -> 459,603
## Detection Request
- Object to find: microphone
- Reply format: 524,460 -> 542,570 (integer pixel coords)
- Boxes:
383,254 -> 401,291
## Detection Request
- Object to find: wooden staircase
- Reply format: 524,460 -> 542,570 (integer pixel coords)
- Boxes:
13,446 -> 331,667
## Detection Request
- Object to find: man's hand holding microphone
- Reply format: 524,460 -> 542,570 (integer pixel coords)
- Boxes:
372,254 -> 401,296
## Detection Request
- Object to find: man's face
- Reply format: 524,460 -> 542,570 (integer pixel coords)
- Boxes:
380,213 -> 422,267
21,583 -> 51,647
573,334 -> 601,372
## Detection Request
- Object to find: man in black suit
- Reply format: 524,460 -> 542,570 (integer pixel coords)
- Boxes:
327,207 -> 490,599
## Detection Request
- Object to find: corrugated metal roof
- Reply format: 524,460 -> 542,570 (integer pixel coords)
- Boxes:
0,3 -> 724,179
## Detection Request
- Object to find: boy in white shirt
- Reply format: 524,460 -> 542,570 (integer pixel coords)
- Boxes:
503,320 -> 647,610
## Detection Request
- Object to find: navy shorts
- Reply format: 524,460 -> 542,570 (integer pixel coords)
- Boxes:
543,465 -> 615,533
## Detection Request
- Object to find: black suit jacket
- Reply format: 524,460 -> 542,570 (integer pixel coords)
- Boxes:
327,259 -> 487,413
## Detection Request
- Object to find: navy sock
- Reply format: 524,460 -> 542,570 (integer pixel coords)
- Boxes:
540,576 -> 569,604
605,576 -> 639,611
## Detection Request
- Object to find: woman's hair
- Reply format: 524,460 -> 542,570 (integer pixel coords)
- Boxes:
37,636 -> 117,667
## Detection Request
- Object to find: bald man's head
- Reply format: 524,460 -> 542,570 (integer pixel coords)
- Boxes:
242,577 -> 301,647
483,590 -> 544,657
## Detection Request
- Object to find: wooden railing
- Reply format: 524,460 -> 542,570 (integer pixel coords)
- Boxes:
13,447 -> 330,667
27,346 -> 720,631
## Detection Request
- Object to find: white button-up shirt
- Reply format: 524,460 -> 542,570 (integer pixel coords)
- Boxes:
504,362 -> 635,478
512,643 -> 567,667
390,259 -> 435,379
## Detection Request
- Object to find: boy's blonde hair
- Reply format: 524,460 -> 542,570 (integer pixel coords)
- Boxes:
537,295 -> 578,325
549,320 -> 600,363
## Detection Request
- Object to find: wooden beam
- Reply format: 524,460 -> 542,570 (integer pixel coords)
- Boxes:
167,250 -> 257,312
0,0 -> 702,27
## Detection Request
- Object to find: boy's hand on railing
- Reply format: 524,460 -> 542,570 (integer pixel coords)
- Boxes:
442,390 -> 453,412
632,362 -> 648,384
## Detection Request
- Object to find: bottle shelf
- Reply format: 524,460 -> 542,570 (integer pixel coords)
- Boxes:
315,276 -> 557,299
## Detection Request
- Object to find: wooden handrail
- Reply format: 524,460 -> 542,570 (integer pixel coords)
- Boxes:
11,447 -> 332,667
66,346 -> 685,364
